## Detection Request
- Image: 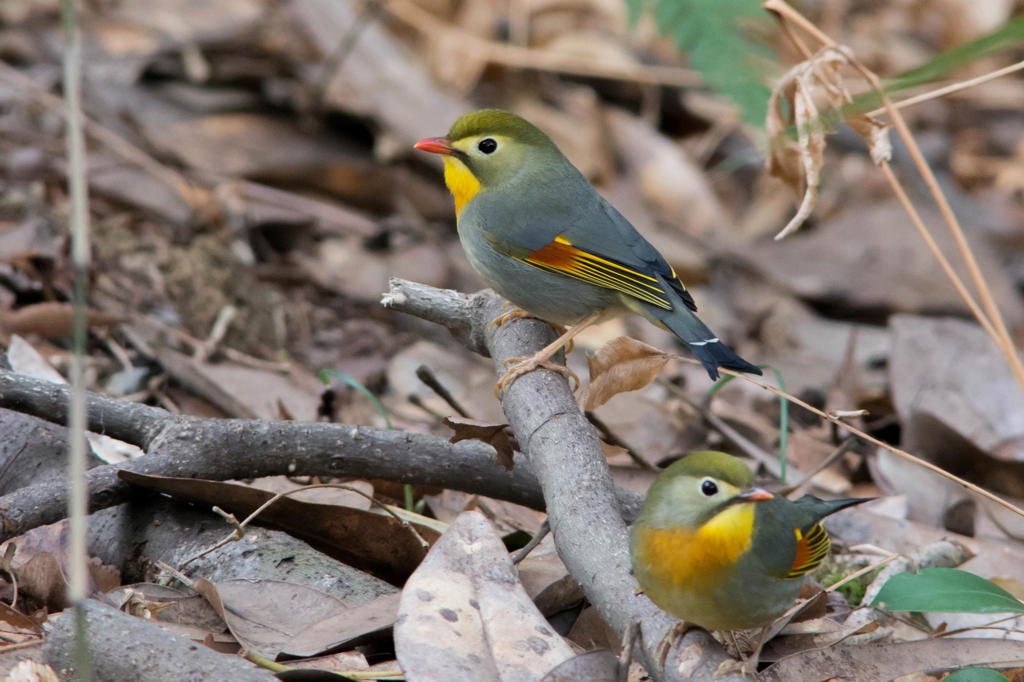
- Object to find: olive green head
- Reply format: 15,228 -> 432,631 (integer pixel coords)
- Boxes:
414,109 -> 562,190
446,109 -> 551,147
637,451 -> 771,530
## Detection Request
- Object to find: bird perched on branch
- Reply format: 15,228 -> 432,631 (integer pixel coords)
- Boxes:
630,451 -> 870,635
415,110 -> 760,393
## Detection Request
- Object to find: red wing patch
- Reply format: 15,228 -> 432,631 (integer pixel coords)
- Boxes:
786,523 -> 831,579
520,236 -> 674,310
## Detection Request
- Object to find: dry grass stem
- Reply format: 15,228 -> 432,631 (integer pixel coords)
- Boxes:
61,0 -> 90,611
678,356 -> 1024,520
762,0 -> 1024,392
867,59 -> 1024,117
828,409 -> 868,419
825,554 -> 900,594
877,161 -> 998,339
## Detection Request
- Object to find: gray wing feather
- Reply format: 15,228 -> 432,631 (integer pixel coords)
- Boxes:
474,172 -> 697,311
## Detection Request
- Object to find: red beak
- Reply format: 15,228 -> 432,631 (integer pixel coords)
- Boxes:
414,137 -> 455,155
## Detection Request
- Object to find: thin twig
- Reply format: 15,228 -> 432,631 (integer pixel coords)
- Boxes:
193,305 -> 237,363
415,365 -> 471,418
761,552 -> 900,649
867,59 -> 1024,116
0,641 -> 45,655
935,613 -> 1024,639
63,0 -> 91,606
825,553 -> 900,593
512,519 -> 550,565
661,378 -> 785,479
678,355 -> 1024,519
586,411 -> 656,472
783,435 -> 857,498
179,482 -> 430,570
408,394 -> 444,418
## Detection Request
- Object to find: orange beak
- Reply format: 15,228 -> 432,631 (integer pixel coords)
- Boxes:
737,487 -> 774,503
414,137 -> 455,155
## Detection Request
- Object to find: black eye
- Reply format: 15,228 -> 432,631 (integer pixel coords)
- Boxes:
700,479 -> 718,497
478,138 -> 498,154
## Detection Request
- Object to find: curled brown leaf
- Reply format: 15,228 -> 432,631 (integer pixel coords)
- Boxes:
767,46 -> 891,240
443,417 -> 518,471
580,336 -> 669,411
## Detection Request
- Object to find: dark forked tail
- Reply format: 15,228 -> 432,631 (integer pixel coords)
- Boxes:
657,306 -> 761,380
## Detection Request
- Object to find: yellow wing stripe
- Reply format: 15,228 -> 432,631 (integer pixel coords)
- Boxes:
786,523 -> 831,579
555,236 -> 662,283
572,259 -> 665,293
521,235 -> 673,310
526,260 -> 672,309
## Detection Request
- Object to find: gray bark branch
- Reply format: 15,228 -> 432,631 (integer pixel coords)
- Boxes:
0,370 -> 545,539
384,278 -> 742,682
44,599 -> 279,681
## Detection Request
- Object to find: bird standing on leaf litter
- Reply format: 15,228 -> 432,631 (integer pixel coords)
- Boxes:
414,110 -> 761,394
630,451 -> 871,634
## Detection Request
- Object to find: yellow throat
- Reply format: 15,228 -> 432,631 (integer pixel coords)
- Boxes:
442,156 -> 481,218
637,502 -> 756,588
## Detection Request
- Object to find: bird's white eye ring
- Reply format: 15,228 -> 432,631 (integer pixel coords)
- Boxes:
700,478 -> 718,497
478,138 -> 498,154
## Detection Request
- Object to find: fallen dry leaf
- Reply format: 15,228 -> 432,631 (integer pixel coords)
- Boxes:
394,511 -> 574,681
751,203 -> 1024,326
194,578 -> 397,660
0,601 -> 42,634
890,315 -> 1024,459
760,637 -> 1024,681
0,302 -> 126,339
87,557 -> 120,594
565,604 -> 618,652
272,650 -> 370,674
605,107 -> 727,237
443,416 -> 518,471
766,46 -> 892,239
282,591 -> 401,658
154,349 -> 323,421
516,534 -> 581,617
16,552 -> 66,611
580,336 -> 669,410
3,661 -> 58,681
847,113 -> 892,165
540,650 -> 618,682
105,583 -> 223,630
118,471 -> 439,584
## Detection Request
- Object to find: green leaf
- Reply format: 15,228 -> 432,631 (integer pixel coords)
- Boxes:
812,17 -> 1024,133
625,0 -> 646,27
633,0 -> 774,126
886,16 -> 1024,93
872,568 -> 1024,614
943,668 -> 1011,682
